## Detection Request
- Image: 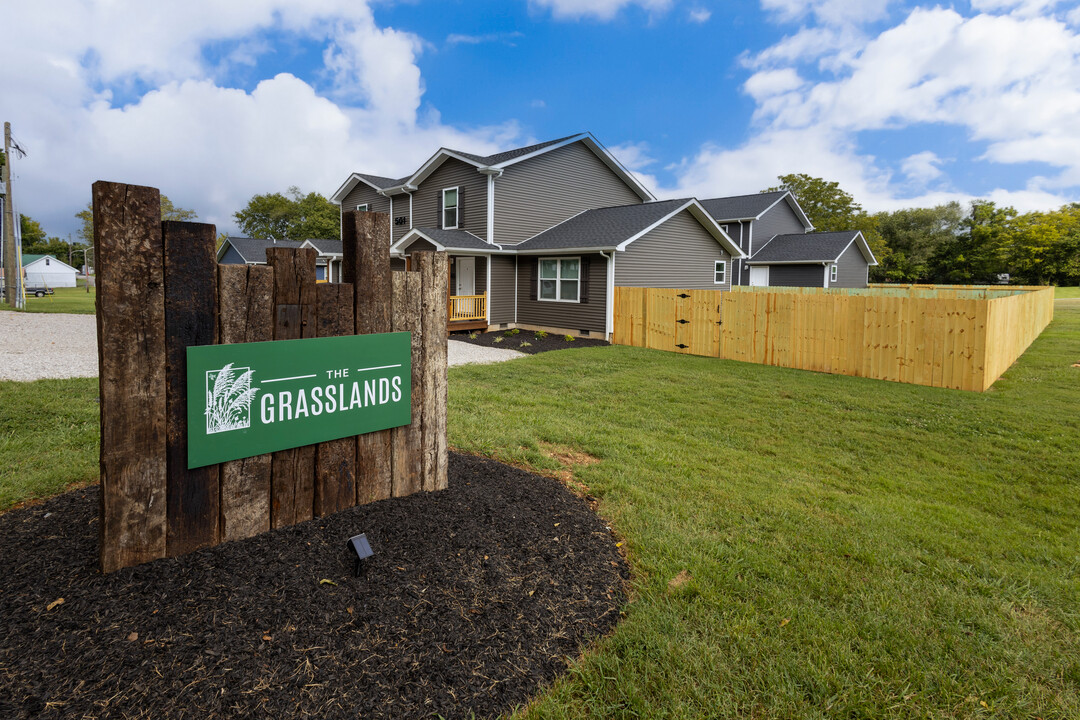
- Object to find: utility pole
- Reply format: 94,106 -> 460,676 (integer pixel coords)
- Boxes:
2,122 -> 16,307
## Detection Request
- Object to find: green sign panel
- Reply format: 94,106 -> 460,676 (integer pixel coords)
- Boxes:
186,332 -> 411,468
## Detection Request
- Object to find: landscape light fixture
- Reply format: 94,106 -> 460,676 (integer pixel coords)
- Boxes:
346,533 -> 374,577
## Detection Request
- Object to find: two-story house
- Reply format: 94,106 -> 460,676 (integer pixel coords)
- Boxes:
330,132 -> 875,339
699,192 -> 877,289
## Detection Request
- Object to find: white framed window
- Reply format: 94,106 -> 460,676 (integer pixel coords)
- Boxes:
720,224 -> 729,234
830,264 -> 838,283
714,260 -> 726,284
356,203 -> 368,212
538,257 -> 580,302
442,187 -> 459,229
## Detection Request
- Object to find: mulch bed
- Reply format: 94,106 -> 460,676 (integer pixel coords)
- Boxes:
450,330 -> 609,355
0,453 -> 628,719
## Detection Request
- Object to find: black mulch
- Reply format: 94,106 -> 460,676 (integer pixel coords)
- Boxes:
450,330 -> 608,355
0,453 -> 628,720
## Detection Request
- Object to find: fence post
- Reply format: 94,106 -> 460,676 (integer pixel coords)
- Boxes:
93,181 -> 168,573
314,282 -> 357,516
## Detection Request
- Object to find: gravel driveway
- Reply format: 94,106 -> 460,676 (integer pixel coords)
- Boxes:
0,311 -> 523,382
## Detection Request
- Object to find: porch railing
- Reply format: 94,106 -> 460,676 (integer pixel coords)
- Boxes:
449,293 -> 486,322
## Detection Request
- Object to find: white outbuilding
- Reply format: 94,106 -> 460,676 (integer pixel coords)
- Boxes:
23,254 -> 78,288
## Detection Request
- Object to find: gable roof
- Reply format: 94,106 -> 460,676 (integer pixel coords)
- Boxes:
217,237 -> 304,263
301,238 -> 343,256
334,132 -> 656,205
23,253 -> 79,271
700,190 -> 814,230
392,228 -> 510,255
513,199 -> 744,256
748,231 -> 877,265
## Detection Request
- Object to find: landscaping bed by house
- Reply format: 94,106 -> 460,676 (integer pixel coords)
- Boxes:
452,329 -> 608,355
0,453 -> 628,720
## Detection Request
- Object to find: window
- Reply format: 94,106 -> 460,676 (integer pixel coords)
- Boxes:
442,187 -> 459,229
714,260 -> 726,284
720,224 -> 729,234
356,203 -> 368,212
830,264 -> 838,283
539,257 -> 580,302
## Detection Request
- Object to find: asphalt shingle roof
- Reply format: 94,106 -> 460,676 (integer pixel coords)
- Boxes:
449,134 -> 582,166
226,237 -> 304,263
409,228 -> 493,251
514,199 -> 689,251
356,173 -> 409,189
699,191 -> 789,222
748,231 -> 860,264
304,238 -> 343,255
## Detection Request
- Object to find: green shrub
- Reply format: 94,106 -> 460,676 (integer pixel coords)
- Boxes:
535,330 -> 548,339
493,336 -> 504,344
564,335 -> 575,342
519,341 -> 532,348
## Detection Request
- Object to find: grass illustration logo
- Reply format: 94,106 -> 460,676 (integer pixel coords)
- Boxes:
205,363 -> 258,434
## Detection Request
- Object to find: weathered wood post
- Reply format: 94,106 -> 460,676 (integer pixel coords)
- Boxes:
314,282 -> 357,515
266,247 -> 318,527
342,211 -> 394,503
94,182 -> 168,573
217,264 -> 274,541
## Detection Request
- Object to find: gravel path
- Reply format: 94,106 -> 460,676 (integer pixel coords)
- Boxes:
0,312 -> 523,382
0,311 -> 98,381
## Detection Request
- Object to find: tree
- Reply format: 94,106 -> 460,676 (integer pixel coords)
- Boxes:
928,201 -> 1016,283
233,186 -> 340,243
76,194 -> 197,244
764,174 -> 889,277
873,203 -> 964,283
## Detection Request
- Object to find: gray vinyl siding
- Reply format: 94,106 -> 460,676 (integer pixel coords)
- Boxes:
614,210 -> 732,291
404,238 -> 438,253
831,241 -> 869,288
516,253 -> 608,334
413,158 -> 487,235
341,183 -> 393,245
219,246 -> 246,265
728,220 -> 751,286
387,193 -> 412,243
449,255 -> 487,296
769,264 -> 826,287
489,255 -> 516,324
390,257 -> 406,271
752,201 -> 807,254
494,141 -> 644,246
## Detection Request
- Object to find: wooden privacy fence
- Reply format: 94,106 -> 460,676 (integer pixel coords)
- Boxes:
613,285 -> 1055,392
94,181 -> 447,573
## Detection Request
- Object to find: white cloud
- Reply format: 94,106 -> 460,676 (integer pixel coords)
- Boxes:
607,142 -> 656,170
661,4 -> 1080,212
901,151 -> 945,184
446,31 -> 524,45
530,0 -> 673,21
0,0 -> 525,237
761,0 -> 893,27
688,8 -> 711,23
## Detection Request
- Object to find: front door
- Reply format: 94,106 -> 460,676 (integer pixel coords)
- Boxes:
749,266 -> 769,287
456,257 -> 475,295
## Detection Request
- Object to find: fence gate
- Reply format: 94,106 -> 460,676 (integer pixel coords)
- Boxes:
614,287 -> 721,357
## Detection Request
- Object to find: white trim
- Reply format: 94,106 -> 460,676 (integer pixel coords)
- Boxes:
455,256 -> 476,295
613,199 -> 744,257
757,191 -> 814,231
486,173 -> 495,243
22,255 -> 79,273
330,173 -> 390,204
490,134 -> 587,169
442,186 -> 459,230
601,250 -> 615,339
824,264 -> 831,288
355,203 -> 369,212
747,260 -> 830,266
714,260 -> 727,285
406,148 -> 486,188
388,196 -> 394,244
391,228 -> 511,255
749,265 -> 770,287
830,263 -> 838,284
514,255 -> 518,324
485,256 -> 491,324
537,256 -> 582,303
748,221 -> 754,258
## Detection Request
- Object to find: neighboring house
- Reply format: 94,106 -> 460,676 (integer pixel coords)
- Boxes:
218,237 -> 344,282
332,133 -> 743,337
699,191 -> 877,288
747,231 -> 877,289
23,254 -> 77,288
331,132 -> 873,338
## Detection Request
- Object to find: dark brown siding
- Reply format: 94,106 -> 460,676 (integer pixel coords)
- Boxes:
494,142 -> 644,246
489,255 -> 516,324
516,253 -> 608,334
615,210 -> 732,291
413,158 -> 487,234
341,182 -> 393,245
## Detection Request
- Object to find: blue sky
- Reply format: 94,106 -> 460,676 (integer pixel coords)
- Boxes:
4,0 -> 1080,238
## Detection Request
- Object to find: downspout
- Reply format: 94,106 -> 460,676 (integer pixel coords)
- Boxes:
479,167 -> 503,326
600,250 -> 615,341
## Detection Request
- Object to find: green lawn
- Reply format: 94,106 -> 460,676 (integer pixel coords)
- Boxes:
1,284 -> 97,314
1056,286 -> 1080,299
1,303 -> 1078,718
